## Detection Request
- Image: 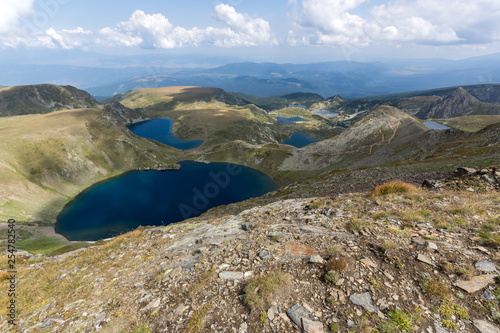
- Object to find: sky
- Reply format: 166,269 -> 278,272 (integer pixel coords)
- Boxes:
1,0 -> 500,65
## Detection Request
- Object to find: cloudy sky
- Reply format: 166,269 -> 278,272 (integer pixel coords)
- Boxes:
1,0 -> 500,63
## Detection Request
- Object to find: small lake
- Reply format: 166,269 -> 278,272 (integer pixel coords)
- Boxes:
277,116 -> 310,125
55,161 -> 279,241
423,121 -> 451,130
128,118 -> 203,150
283,132 -> 319,148
312,110 -> 338,118
288,104 -> 307,109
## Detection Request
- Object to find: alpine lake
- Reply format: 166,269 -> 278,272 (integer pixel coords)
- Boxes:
55,118 -> 279,241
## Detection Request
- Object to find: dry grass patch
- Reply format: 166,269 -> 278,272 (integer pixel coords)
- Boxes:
370,180 -> 420,198
187,303 -> 213,333
188,268 -> 216,299
244,271 -> 290,311
421,277 -> 449,299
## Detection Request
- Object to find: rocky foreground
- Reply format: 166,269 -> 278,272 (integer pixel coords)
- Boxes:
2,170 -> 500,333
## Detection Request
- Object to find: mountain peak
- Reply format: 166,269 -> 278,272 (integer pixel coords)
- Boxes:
0,84 -> 99,117
416,87 -> 500,119
279,105 -> 428,171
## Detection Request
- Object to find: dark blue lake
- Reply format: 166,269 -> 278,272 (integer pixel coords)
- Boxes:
283,132 -> 319,148
128,118 -> 203,150
277,116 -> 310,125
55,161 -> 279,241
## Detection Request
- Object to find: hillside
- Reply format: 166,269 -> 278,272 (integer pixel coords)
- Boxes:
108,86 -> 249,109
416,87 -> 500,119
231,92 -> 325,111
0,84 -> 99,116
109,87 -> 291,146
0,107 -> 178,224
279,106 -> 435,171
4,168 -> 500,332
435,115 -> 500,132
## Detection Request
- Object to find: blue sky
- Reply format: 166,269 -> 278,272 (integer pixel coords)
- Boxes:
1,0 -> 500,64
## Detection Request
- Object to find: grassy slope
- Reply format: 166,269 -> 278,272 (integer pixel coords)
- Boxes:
268,107 -> 341,141
113,86 -> 292,146
434,115 -> 500,132
0,108 -> 178,223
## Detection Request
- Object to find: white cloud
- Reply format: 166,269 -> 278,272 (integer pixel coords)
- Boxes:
0,4 -> 275,50
97,6 -> 276,49
290,0 -> 500,47
0,0 -> 34,34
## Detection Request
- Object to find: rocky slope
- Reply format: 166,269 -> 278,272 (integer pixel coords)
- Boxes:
278,106 -> 437,171
4,169 -> 500,333
417,87 -> 500,119
466,84 -> 500,104
0,84 -> 99,116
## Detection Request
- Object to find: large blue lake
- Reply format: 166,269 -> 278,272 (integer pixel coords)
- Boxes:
55,161 -> 279,241
129,118 -> 203,150
283,132 -> 319,148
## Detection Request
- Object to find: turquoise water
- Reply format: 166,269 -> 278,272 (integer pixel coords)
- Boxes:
128,118 -> 203,150
288,105 -> 307,109
277,116 -> 310,124
283,132 -> 319,148
423,121 -> 451,130
55,161 -> 279,241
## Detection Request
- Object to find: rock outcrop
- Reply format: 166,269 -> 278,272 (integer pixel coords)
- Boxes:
417,87 -> 500,119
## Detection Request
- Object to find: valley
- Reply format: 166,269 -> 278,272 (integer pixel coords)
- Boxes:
0,81 -> 499,332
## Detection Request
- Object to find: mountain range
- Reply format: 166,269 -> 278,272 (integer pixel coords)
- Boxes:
2,53 -> 500,98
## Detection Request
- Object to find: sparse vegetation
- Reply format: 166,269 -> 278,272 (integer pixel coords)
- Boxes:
327,258 -> 347,272
325,271 -> 339,284
421,277 -> 449,298
329,322 -> 340,332
346,219 -> 366,232
370,180 -> 420,198
378,308 -> 423,333
325,246 -> 343,257
439,297 -> 469,320
244,271 -> 289,311
456,265 -> 475,280
187,303 -> 212,332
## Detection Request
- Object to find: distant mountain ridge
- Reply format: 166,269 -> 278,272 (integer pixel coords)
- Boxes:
84,55 -> 500,98
0,84 -> 99,116
416,87 -> 500,119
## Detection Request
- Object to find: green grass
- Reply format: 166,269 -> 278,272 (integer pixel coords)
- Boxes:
379,308 -> 423,333
16,236 -> 73,254
439,297 -> 469,320
435,115 -> 500,132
